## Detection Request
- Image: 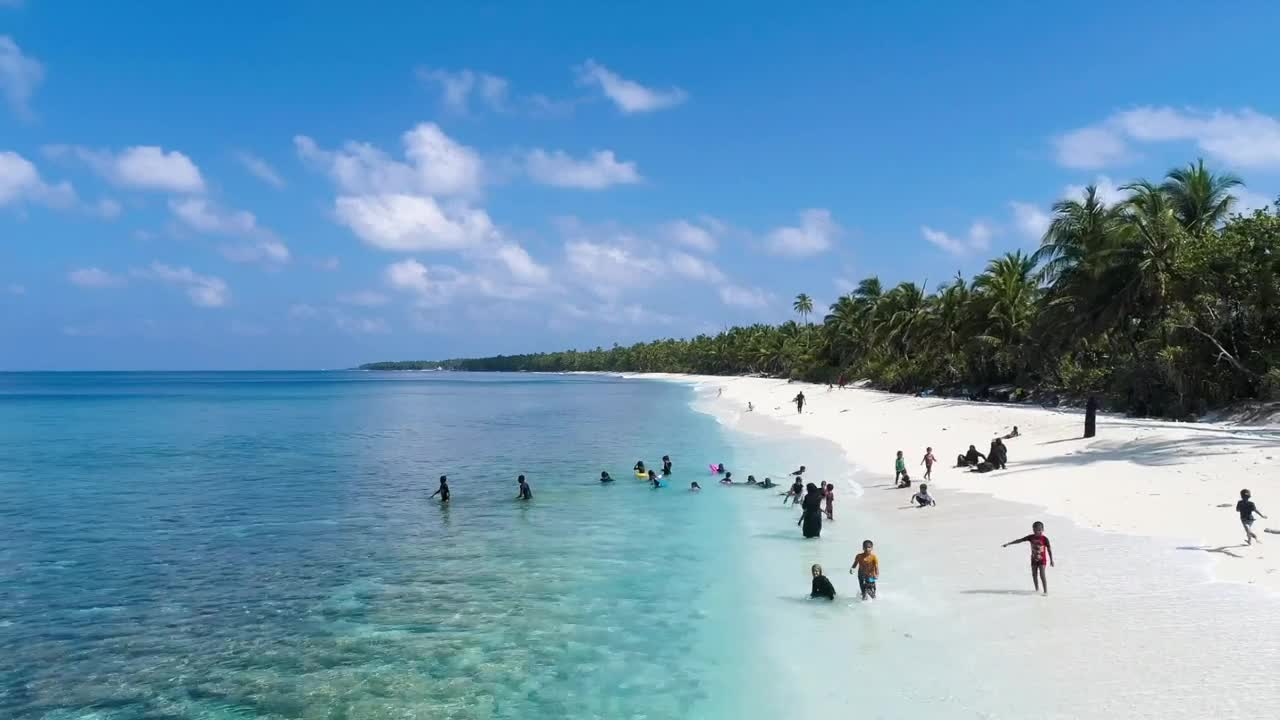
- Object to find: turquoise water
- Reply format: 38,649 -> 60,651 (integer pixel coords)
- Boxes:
0,372 -> 759,720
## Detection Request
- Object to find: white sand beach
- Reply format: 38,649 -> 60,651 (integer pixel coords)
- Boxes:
645,373 -> 1280,593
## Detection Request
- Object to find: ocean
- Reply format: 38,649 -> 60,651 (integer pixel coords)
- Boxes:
5,371 -> 1277,720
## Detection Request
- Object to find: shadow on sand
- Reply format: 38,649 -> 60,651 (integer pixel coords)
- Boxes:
1176,544 -> 1248,559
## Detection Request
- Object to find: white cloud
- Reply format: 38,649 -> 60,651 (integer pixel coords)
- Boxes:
1233,188 -> 1275,214
417,67 -> 509,113
719,285 -> 771,309
235,151 -> 285,188
564,239 -> 662,299
169,197 -> 290,265
1010,201 -> 1051,241
334,193 -> 498,251
664,217 -> 722,253
576,59 -> 687,114
386,258 -> 433,294
0,35 -> 43,119
48,144 -> 205,193
525,149 -> 641,189
68,267 -> 126,288
1055,107 -> 1280,170
338,290 -> 390,307
922,222 -> 996,256
135,262 -> 229,307
766,209 -> 839,257
0,150 -> 75,207
492,242 -> 551,284
1063,175 -> 1129,207
295,122 -> 482,197
1052,126 -> 1128,170
667,250 -> 724,282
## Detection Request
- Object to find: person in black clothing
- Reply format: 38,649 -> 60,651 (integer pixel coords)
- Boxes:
430,475 -> 450,503
661,455 -> 673,475
957,445 -> 985,468
517,475 -> 532,500
798,483 -> 824,538
794,391 -> 805,414
1237,488 -> 1267,545
600,471 -> 614,483
634,460 -> 646,475
810,563 -> 836,600
785,477 -> 804,506
986,438 -> 1007,470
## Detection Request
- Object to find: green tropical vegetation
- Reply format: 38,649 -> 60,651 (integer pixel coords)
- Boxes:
363,160 -> 1280,419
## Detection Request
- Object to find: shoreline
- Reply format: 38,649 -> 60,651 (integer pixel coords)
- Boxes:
638,372 -> 1280,595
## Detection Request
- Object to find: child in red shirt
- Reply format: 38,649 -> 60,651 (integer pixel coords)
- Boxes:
1003,521 -> 1055,594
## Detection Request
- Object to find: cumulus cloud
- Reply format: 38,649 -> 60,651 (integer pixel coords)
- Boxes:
295,122 -> 483,197
68,267 -> 126,288
766,209 -> 839,257
719,285 -> 771,309
0,150 -> 75,208
664,217 -> 723,253
417,67 -> 509,113
334,194 -> 498,252
576,59 -> 687,114
235,151 -> 285,188
525,149 -> 641,189
0,35 -> 43,119
922,221 -> 995,256
667,250 -> 724,282
169,197 -> 290,265
134,262 -> 229,307
1010,202 -> 1051,241
1062,175 -> 1130,207
1054,106 -> 1280,170
47,144 -> 205,193
563,239 -> 662,300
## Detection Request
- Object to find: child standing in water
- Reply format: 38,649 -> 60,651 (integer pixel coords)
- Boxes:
430,475 -> 450,503
850,540 -> 879,600
1237,489 -> 1267,545
1003,521 -> 1054,594
921,447 -> 936,481
824,481 -> 835,520
810,564 -> 836,600
894,451 -> 906,484
517,475 -> 533,500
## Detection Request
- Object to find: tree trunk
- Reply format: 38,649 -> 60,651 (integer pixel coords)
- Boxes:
1084,396 -> 1098,438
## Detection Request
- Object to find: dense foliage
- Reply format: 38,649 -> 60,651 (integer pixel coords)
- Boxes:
363,161 -> 1280,418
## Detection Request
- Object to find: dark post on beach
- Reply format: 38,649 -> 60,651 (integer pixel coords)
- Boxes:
1084,396 -> 1098,438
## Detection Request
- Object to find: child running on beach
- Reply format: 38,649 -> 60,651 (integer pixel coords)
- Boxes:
921,447 -> 936,481
1003,521 -> 1054,594
850,540 -> 879,600
894,451 -> 906,484
1237,489 -> 1267,545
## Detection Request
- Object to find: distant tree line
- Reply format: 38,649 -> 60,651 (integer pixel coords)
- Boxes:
363,161 -> 1280,419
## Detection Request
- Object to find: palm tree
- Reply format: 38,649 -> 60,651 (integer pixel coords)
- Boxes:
1160,159 -> 1243,235
793,293 -> 814,324
1034,185 -> 1124,284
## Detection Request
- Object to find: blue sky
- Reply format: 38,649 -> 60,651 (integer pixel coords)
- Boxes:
3,1 -> 1279,369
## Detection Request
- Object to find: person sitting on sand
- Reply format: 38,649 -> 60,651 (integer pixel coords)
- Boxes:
910,484 -> 936,507
690,481 -> 701,492
896,470 -> 912,489
1002,426 -> 1021,439
1003,521 -> 1054,594
600,471 -> 614,483
1237,489 -> 1267,545
810,564 -> 836,600
430,475 -> 450,503
517,475 -> 533,500
956,445 -> 986,468
988,438 -> 1008,470
849,540 -> 879,600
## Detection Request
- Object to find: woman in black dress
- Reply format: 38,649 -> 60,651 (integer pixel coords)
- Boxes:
798,482 -> 823,538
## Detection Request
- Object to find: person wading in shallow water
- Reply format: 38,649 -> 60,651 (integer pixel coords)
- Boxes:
430,475 -> 450,503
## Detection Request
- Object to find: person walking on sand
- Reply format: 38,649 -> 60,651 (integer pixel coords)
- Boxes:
894,451 -> 906,484
824,481 -> 835,521
1237,489 -> 1267,545
921,447 -> 936,481
850,540 -> 879,600
430,475 -> 450,504
1003,521 -> 1054,594
794,391 -> 805,414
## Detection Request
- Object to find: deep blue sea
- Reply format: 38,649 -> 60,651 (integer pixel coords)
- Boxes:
0,372 -> 784,720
